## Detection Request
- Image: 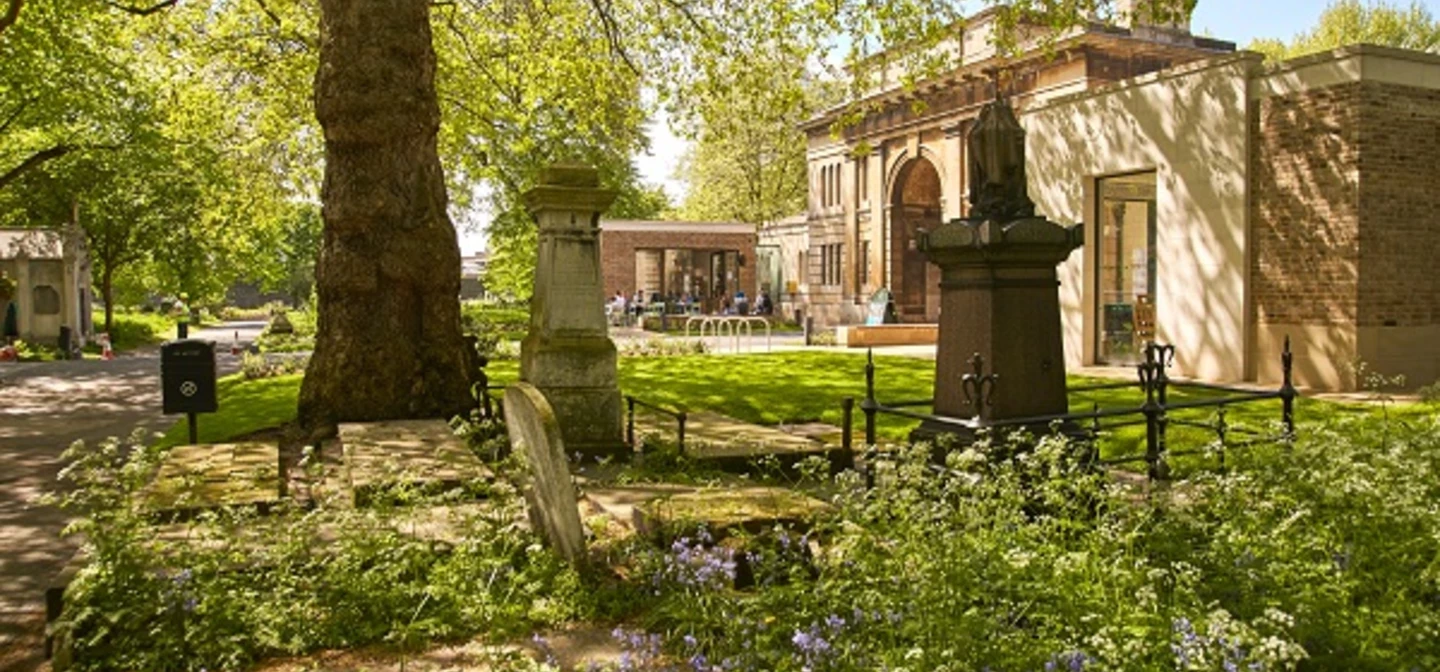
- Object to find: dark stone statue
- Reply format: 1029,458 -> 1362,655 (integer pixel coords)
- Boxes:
967,98 -> 1036,221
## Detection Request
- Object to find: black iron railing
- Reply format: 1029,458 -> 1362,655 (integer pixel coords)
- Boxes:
625,395 -> 688,452
844,338 -> 1300,483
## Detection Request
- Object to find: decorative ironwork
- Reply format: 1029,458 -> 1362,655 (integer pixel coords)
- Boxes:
843,340 -> 1301,489
961,352 -> 999,419
1144,341 -> 1176,369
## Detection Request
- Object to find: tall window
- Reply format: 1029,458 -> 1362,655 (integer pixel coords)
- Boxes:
1095,172 -> 1158,365
858,240 -> 870,290
820,162 -> 845,208
817,243 -> 843,287
857,158 -> 869,207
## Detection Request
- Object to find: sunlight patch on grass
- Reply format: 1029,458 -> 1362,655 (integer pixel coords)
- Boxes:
155,374 -> 301,448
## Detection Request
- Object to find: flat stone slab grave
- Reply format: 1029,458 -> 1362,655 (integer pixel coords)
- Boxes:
632,408 -> 849,469
338,419 -> 493,505
632,486 -> 832,539
138,442 -> 282,514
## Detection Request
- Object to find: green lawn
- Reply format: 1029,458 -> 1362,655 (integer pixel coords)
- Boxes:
170,352 -> 1430,472
155,374 -> 302,448
93,310 -> 191,350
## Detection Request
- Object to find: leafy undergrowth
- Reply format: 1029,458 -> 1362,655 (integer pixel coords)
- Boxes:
50,408 -> 1440,671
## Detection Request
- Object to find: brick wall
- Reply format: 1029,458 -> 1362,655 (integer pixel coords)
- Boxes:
1250,83 -> 1363,327
1357,81 -> 1440,329
598,228 -> 756,304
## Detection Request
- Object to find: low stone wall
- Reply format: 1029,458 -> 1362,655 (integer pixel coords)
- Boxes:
836,324 -> 938,347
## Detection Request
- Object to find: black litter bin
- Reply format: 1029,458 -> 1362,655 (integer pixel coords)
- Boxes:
161,339 -> 218,415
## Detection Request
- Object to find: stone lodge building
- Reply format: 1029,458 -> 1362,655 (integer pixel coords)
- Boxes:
772,5 -> 1440,391
0,227 -> 93,346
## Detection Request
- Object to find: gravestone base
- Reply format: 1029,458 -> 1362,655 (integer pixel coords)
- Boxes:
522,335 -> 626,459
540,387 -> 626,458
909,418 -> 1085,454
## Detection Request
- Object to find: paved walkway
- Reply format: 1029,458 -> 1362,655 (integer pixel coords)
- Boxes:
0,320 -> 263,668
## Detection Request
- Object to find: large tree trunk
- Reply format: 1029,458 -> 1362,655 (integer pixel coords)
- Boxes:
300,0 -> 475,429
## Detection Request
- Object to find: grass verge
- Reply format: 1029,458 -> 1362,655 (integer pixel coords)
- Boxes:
182,352 -> 1427,473
154,373 -> 302,448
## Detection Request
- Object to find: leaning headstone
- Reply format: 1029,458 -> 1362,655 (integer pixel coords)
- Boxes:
504,382 -> 585,563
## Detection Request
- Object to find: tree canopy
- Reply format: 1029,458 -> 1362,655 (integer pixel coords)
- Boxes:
1248,0 -> 1440,60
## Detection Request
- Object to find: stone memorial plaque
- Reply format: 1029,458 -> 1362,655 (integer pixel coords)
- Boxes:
504,382 -> 585,563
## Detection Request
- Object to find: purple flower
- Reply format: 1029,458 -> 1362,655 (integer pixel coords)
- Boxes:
684,633 -> 698,648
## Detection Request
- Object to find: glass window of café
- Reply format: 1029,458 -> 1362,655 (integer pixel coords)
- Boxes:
634,248 -> 741,313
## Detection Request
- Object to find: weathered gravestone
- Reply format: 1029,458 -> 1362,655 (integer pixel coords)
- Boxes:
519,162 -> 626,459
503,382 -> 585,563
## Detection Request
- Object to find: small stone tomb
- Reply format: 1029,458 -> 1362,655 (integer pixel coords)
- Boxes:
338,419 -> 492,504
631,408 -> 849,472
139,442 -> 281,513
503,382 -> 585,562
633,486 -> 831,540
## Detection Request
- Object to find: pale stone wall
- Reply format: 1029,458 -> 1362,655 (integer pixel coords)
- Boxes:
1023,54 -> 1259,383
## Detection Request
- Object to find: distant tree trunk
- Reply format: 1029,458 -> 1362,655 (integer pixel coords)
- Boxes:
300,0 -> 476,429
100,266 -> 113,335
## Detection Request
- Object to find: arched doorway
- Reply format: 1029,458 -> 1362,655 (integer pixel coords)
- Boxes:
889,157 -> 943,323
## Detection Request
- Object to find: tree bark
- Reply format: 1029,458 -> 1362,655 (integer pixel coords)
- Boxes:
100,267 -> 113,335
300,0 -> 476,429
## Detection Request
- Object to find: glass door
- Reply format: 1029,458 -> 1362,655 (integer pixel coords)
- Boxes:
1095,172 -> 1157,366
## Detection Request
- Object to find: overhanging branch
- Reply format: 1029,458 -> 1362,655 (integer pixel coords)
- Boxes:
0,145 -> 71,191
105,0 -> 180,16
0,142 -> 124,191
0,0 -> 22,37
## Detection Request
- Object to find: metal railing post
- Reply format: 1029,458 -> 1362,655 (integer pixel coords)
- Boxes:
865,448 -> 876,487
1279,335 -> 1297,440
1215,405 -> 1228,473
1140,342 -> 1173,482
833,397 -> 856,472
1155,356 -> 1171,482
860,349 -> 878,446
676,412 -> 687,452
626,395 -> 636,449
1088,402 -> 1102,466
1140,359 -> 1161,482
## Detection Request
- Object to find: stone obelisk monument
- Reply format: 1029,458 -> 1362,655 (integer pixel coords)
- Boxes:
520,163 -> 626,459
912,97 -> 1084,442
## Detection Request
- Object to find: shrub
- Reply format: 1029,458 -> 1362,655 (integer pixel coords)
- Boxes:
622,417 -> 1440,671
219,301 -> 288,321
1420,378 -> 1440,404
618,337 -> 708,358
461,301 -> 530,359
95,311 -> 174,350
240,352 -> 309,380
48,431 -> 584,672
255,309 -> 316,353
